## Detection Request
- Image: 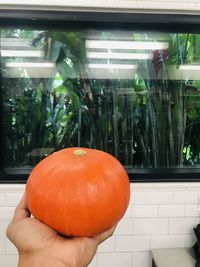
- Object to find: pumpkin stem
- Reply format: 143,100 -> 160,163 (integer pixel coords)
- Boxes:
73,149 -> 87,156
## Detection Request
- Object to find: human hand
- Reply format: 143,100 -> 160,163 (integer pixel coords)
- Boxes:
6,193 -> 116,267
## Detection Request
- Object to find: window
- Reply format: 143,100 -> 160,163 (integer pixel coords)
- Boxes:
1,11 -> 200,182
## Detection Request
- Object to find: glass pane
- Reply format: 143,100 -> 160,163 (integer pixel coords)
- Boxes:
1,28 -> 200,170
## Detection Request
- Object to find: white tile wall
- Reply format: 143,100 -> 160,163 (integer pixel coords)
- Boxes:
0,255 -> 18,267
158,204 -> 185,217
0,207 -> 15,220
130,192 -> 146,204
185,205 -> 200,217
5,239 -> 18,255
89,255 -> 97,267
5,193 -> 22,207
115,218 -> 133,235
132,204 -> 158,217
133,218 -> 168,235
0,221 -> 10,238
97,252 -> 132,267
146,192 -> 172,204
185,234 -> 197,247
150,234 -> 185,249
0,183 -> 200,267
172,191 -> 199,204
116,235 -> 151,252
132,252 -> 151,267
0,238 -> 5,255
169,218 -> 199,234
0,194 -> 5,206
97,236 -> 115,252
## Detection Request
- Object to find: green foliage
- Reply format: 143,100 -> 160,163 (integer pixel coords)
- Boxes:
3,29 -> 200,168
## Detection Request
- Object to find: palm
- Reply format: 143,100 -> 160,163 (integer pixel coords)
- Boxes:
11,216 -> 99,267
7,194 -> 115,267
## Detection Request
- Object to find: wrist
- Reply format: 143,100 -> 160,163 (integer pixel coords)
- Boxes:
18,253 -> 69,267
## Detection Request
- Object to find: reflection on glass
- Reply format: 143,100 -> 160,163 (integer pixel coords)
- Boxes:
1,29 -> 200,170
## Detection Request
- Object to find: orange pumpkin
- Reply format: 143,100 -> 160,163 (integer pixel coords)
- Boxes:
26,147 -> 130,237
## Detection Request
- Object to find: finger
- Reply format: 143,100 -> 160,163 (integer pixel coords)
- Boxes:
95,224 -> 117,244
12,192 -> 31,221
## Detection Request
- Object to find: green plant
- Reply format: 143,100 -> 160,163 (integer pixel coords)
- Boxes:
3,29 -> 200,169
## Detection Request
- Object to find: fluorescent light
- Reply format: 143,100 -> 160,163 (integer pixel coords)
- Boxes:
87,52 -> 152,60
86,40 -> 168,50
1,50 -> 44,57
5,62 -> 55,68
179,65 -> 200,70
1,38 -> 31,48
88,64 -> 137,69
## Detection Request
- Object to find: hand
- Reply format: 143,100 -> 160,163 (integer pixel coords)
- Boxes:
6,193 -> 116,267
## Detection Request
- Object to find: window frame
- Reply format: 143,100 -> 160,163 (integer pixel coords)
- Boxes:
1,10 -> 200,183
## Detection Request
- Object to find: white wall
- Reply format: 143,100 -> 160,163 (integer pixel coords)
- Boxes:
1,0 -> 200,14
0,183 -> 200,267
